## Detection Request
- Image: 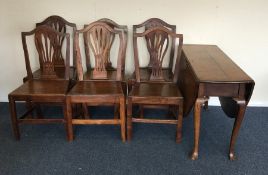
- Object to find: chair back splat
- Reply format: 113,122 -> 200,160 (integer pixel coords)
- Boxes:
127,23 -> 184,143
75,22 -> 126,81
8,24 -> 71,140
133,26 -> 183,83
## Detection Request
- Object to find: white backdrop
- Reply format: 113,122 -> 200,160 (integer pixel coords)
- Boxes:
0,0 -> 268,106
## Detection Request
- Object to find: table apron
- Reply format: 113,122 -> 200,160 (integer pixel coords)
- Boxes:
200,83 -> 240,97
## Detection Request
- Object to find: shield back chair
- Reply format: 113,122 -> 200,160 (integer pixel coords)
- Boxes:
129,18 -> 180,118
23,15 -> 77,82
65,22 -> 127,142
8,25 -> 71,140
80,19 -> 128,119
127,26 -> 184,143
128,18 -> 176,90
23,16 -> 77,118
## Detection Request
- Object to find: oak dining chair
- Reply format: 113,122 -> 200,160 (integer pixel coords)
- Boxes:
128,18 -> 180,118
65,21 -> 127,141
8,25 -> 71,140
127,26 -> 184,143
80,19 -> 128,118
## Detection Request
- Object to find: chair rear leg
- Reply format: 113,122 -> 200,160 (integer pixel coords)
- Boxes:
127,98 -> 133,141
114,104 -> 119,119
66,98 -> 74,141
82,103 -> 90,119
35,103 -> 43,119
25,100 -> 33,118
139,105 -> 144,118
119,98 -> 126,142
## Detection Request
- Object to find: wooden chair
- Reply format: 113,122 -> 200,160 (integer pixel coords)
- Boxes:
8,25 -> 71,140
23,15 -> 77,82
65,22 -> 127,141
127,26 -> 184,143
80,19 -> 128,118
129,18 -> 180,117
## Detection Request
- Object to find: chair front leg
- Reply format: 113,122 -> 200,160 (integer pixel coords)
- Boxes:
176,102 -> 183,143
119,97 -> 126,142
8,97 -> 20,140
65,98 -> 74,141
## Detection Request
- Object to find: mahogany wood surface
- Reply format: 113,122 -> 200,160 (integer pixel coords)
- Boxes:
177,44 -> 255,160
182,45 -> 253,82
10,80 -> 70,100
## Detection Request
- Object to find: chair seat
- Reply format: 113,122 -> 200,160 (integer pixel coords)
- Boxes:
9,79 -> 70,98
129,83 -> 183,98
68,81 -> 124,96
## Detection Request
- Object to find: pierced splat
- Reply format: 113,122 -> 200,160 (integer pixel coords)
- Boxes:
34,28 -> 61,79
84,26 -> 114,79
146,31 -> 169,81
42,21 -> 66,67
103,33 -> 115,69
133,26 -> 183,83
145,21 -> 165,67
97,18 -> 126,69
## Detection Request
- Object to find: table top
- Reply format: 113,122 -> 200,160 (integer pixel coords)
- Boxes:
182,44 -> 254,83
